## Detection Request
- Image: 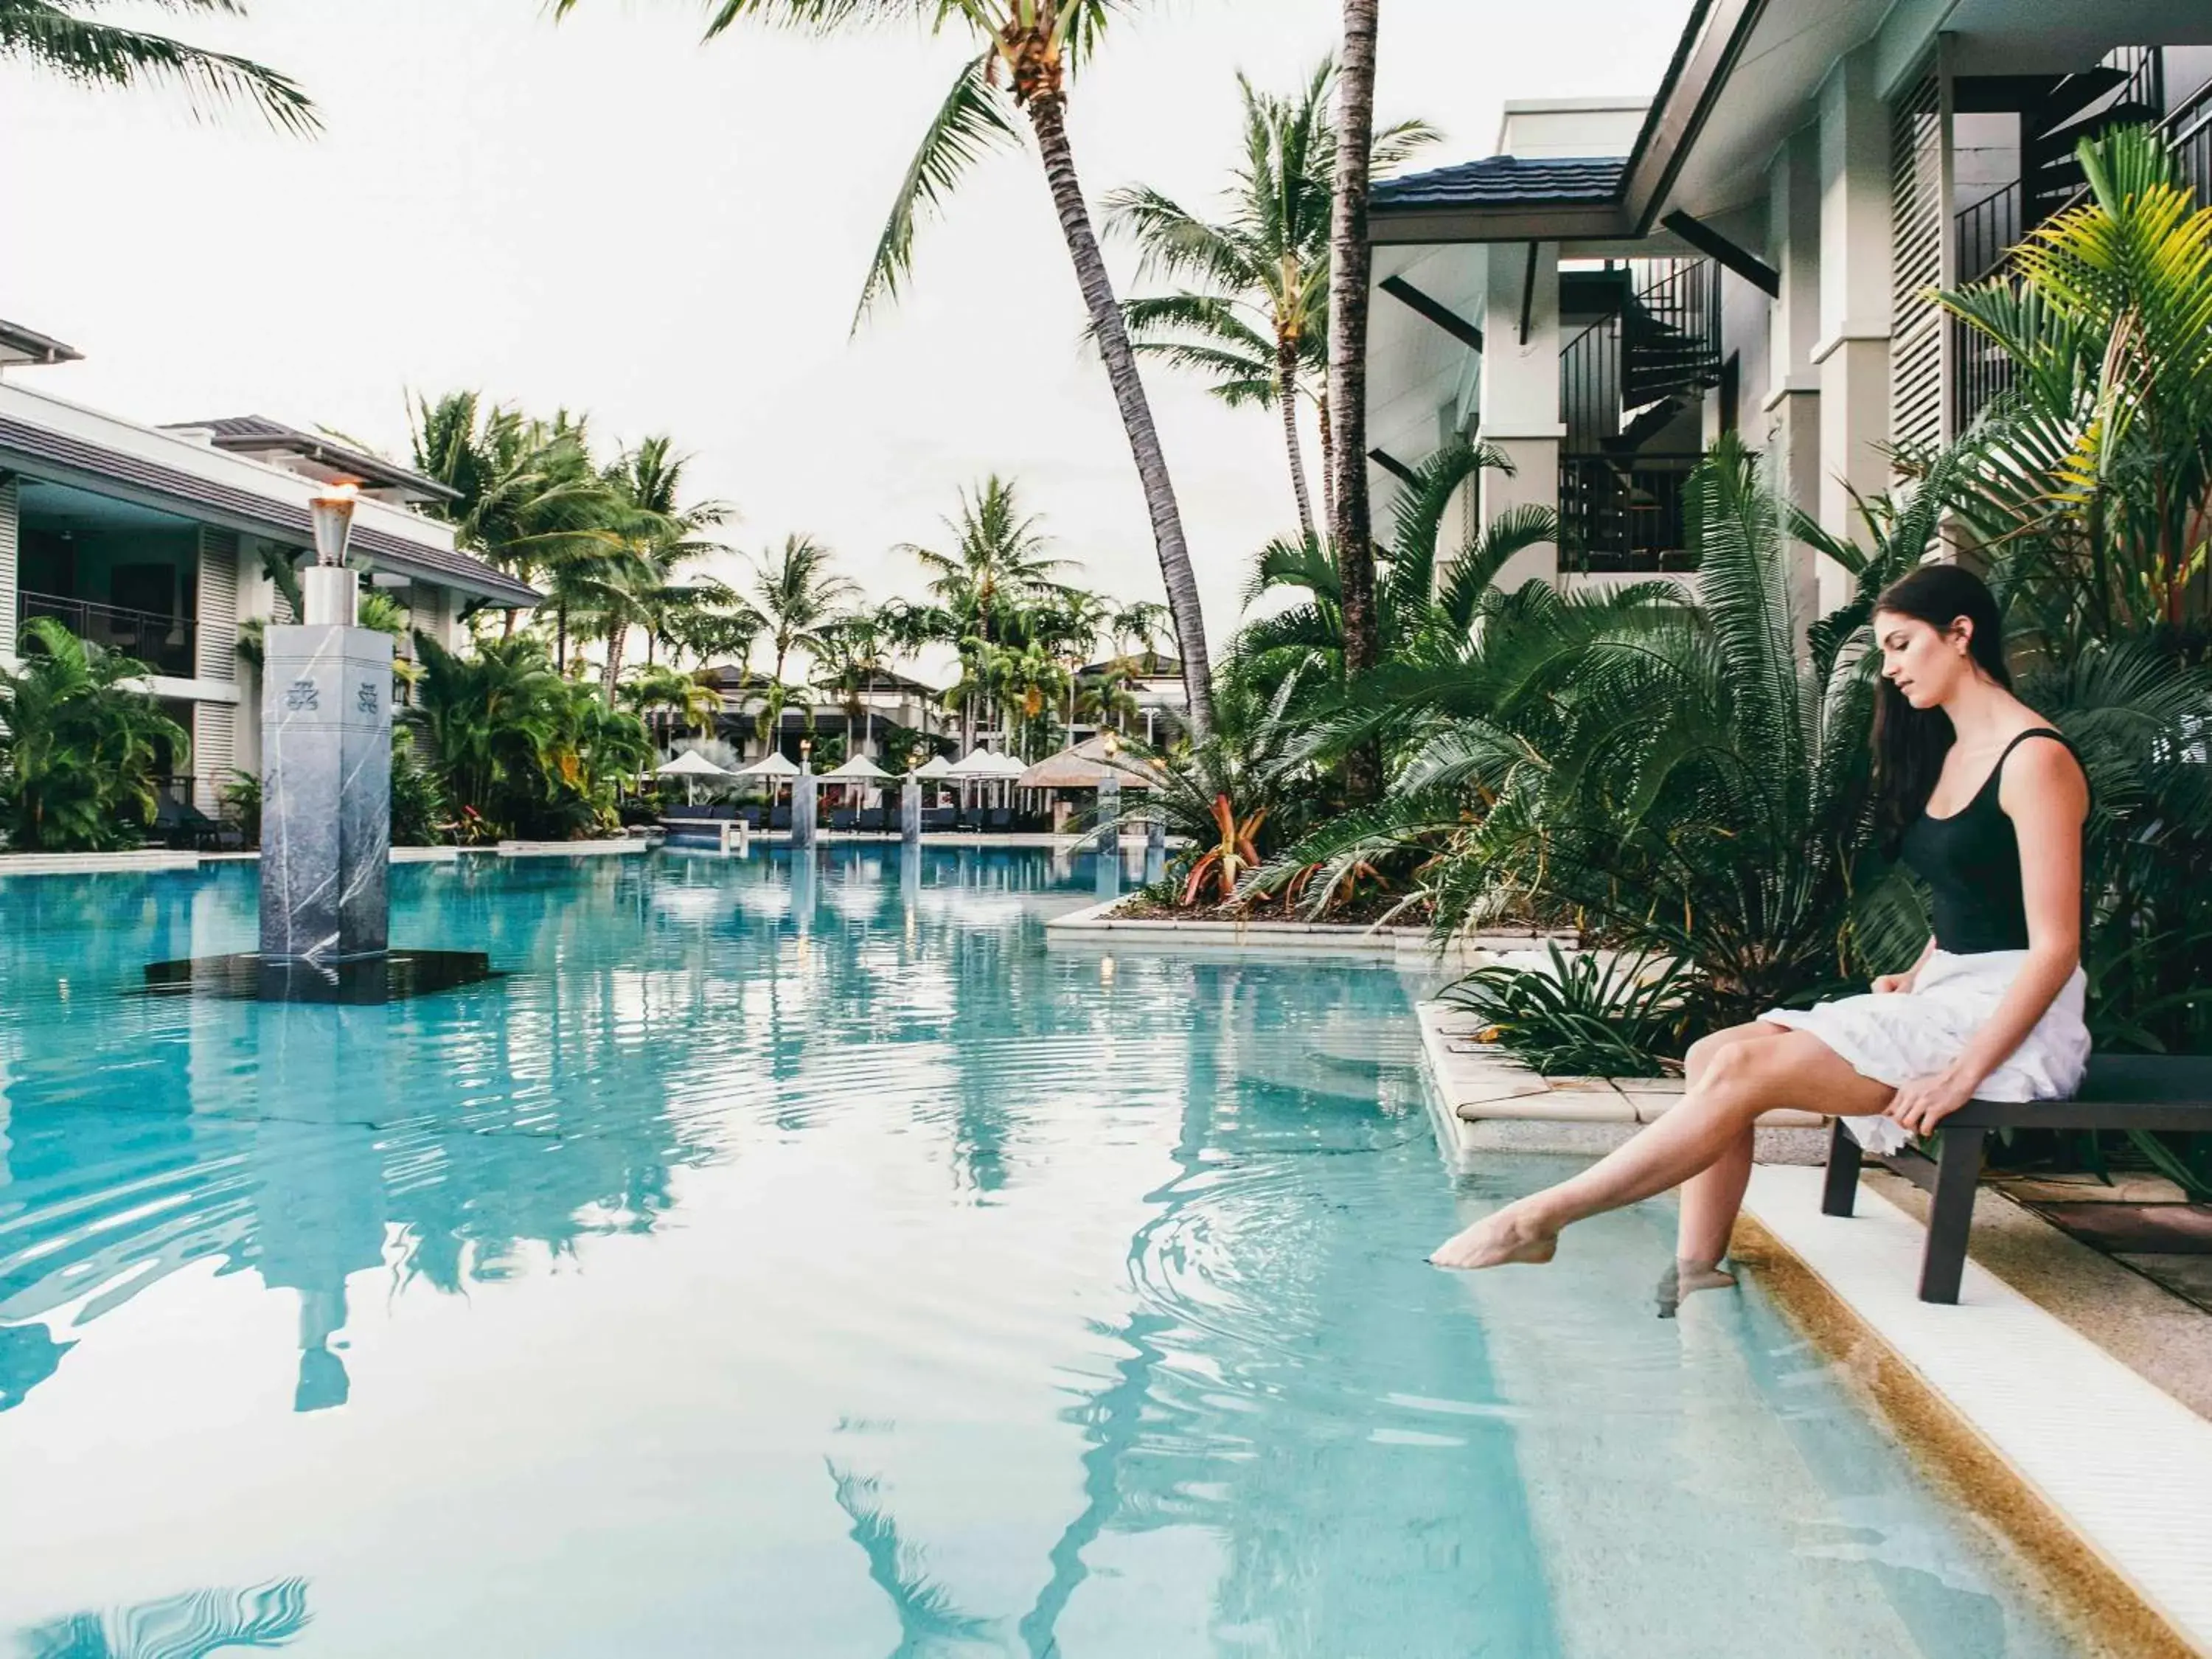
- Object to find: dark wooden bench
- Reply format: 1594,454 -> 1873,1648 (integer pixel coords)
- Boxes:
1820,1054 -> 2212,1303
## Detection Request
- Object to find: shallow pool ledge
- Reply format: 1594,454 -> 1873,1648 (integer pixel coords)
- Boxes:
1739,1166 -> 2212,1658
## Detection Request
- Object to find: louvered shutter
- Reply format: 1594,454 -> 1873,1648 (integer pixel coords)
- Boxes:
194,703 -> 235,810
1890,69 -> 1949,454
0,476 -> 17,661
195,528 -> 240,682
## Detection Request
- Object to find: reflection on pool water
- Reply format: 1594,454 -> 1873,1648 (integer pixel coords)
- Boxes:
1,849 -> 2080,1656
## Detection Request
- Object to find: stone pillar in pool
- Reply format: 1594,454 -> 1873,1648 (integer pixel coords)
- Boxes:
1095,773 -> 1121,856
259,487 -> 392,966
900,776 -> 921,843
791,761 -> 818,849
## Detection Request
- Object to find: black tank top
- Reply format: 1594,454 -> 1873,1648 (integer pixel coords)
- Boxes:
1899,728 -> 2076,955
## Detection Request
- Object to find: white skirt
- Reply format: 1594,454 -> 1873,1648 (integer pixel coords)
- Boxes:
1759,949 -> 2090,1155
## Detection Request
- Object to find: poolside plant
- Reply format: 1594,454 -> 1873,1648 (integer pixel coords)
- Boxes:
1441,945 -> 1694,1078
552,0 -> 1217,735
0,619 -> 187,852
1106,58 -> 1438,540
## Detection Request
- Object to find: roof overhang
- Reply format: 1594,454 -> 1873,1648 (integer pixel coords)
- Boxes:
0,319 -> 84,369
0,413 -> 538,609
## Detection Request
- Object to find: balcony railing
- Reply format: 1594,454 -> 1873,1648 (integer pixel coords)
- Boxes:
1558,454 -> 1701,574
18,591 -> 198,678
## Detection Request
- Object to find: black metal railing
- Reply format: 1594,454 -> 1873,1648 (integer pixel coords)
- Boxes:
1621,258 -> 1722,409
1558,454 -> 1702,574
18,591 -> 198,678
1561,315 -> 1621,451
1955,180 -> 2020,285
2174,73 -> 2212,204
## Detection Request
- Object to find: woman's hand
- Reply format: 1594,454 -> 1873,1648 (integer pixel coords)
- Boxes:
1871,972 -> 1914,995
1885,1065 -> 1978,1137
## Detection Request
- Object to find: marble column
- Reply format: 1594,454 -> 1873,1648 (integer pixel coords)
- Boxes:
259,624 -> 392,963
1096,774 -> 1121,856
900,779 -> 922,844
791,766 -> 818,849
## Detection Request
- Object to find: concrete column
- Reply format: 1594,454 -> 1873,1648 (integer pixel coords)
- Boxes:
1477,241 -> 1562,588
900,778 -> 921,843
1813,46 -> 1894,611
791,765 -> 818,849
260,624 -> 392,964
1765,122 -> 1826,627
1095,773 -> 1121,856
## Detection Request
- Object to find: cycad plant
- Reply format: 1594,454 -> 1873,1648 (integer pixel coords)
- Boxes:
0,619 -> 187,852
1272,439 -> 1954,1022
1106,59 -> 1436,538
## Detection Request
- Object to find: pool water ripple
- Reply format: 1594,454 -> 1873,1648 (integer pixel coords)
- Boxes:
0,849 -> 2098,1657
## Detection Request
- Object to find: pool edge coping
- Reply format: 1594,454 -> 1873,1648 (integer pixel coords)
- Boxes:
1731,1186 -> 2209,1659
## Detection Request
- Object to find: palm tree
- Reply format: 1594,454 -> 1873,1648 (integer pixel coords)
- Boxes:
0,0 -> 315,132
1231,439 -> 1552,698
660,586 -> 765,672
810,615 -> 891,759
594,436 -> 735,695
1107,60 -> 1436,539
745,535 -> 858,744
1326,0 -> 1382,768
554,0 -> 1217,733
899,475 -> 1072,641
408,392 -> 623,651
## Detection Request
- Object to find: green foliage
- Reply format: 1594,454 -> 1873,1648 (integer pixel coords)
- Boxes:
1442,945 -> 1694,1078
220,768 -> 262,848
403,633 -> 651,841
0,0 -> 316,133
0,619 -> 187,852
390,732 -> 450,849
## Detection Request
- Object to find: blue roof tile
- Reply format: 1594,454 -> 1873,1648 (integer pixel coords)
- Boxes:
1373,156 -> 1627,212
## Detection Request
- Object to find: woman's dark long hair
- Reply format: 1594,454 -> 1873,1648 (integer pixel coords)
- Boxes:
1871,563 -> 2011,854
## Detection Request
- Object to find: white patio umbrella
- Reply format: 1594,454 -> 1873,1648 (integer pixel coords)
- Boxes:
656,748 -> 731,805
734,749 -> 801,810
912,754 -> 956,778
821,753 -> 892,813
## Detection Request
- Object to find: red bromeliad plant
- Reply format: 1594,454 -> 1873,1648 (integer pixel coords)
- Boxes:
1182,793 -> 1267,907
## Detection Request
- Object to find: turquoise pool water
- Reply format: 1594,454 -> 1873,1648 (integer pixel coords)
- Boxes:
0,849 -> 2080,1656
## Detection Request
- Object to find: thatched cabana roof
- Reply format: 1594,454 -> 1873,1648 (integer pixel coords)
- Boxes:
1016,735 -> 1155,791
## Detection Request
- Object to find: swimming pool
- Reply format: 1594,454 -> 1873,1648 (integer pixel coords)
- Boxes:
0,848 -> 2085,1655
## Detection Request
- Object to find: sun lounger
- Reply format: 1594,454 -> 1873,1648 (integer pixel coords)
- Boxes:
1820,1054 -> 2212,1303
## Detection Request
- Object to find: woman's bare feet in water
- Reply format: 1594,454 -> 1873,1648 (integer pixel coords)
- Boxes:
1430,1203 -> 1559,1270
1654,1258 -> 1737,1318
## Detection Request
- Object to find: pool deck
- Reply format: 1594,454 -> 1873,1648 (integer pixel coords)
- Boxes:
1414,999 -> 2212,1658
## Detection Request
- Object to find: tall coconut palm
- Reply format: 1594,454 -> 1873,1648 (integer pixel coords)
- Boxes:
0,0 -> 315,132
810,614 -> 892,759
745,535 -> 858,742
554,0 -> 1216,734
594,436 -> 735,695
1326,0 -> 1382,771
1107,60 -> 1436,539
898,475 -> 1073,647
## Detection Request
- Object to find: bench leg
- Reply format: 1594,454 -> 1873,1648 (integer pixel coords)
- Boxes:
1820,1118 -> 1862,1217
1918,1126 -> 1986,1305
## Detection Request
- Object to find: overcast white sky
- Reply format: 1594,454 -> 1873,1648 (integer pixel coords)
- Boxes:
3,0 -> 1688,654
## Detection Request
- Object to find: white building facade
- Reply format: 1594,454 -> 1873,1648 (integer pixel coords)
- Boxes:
1363,1 -> 2212,610
0,327 -> 538,812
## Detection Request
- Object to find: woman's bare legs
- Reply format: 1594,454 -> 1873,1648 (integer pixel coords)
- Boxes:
1432,1029 -> 1893,1269
1674,1023 -> 1781,1269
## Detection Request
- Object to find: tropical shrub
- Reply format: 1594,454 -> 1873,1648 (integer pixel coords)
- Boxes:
0,619 -> 187,852
404,633 -> 651,839
1443,945 -> 1694,1078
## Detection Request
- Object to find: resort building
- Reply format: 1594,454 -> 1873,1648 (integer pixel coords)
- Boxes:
0,324 -> 538,810
1363,1 -> 2212,607
696,664 -> 950,765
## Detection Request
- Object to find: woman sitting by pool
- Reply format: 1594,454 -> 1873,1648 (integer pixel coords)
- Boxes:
1430,564 -> 2093,1281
